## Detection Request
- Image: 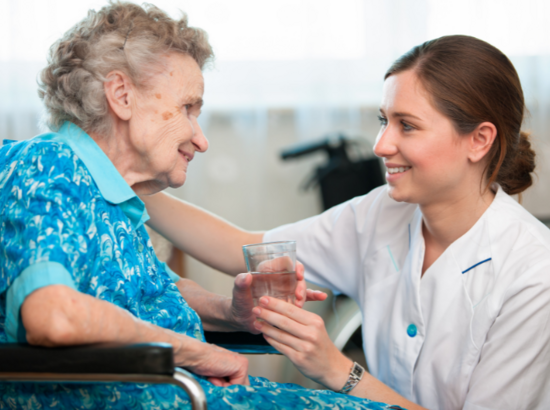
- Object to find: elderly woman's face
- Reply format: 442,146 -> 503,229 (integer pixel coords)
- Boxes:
129,53 -> 208,191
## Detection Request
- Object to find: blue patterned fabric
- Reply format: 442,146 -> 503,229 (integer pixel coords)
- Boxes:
0,123 -> 401,409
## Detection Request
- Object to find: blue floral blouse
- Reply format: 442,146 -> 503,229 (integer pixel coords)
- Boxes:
0,123 -> 401,410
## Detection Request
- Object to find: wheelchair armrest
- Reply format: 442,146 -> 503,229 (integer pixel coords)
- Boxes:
204,331 -> 270,346
204,331 -> 280,354
0,343 -> 174,375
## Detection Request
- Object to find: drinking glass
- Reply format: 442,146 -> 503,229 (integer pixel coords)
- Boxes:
242,241 -> 297,306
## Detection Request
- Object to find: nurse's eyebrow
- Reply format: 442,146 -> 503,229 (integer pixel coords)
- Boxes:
379,108 -> 422,121
393,112 -> 422,121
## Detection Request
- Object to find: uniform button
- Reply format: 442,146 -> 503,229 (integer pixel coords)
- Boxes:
407,324 -> 417,338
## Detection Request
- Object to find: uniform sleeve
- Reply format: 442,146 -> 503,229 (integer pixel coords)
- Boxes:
264,187 -> 386,301
1,144 -> 92,342
463,261 -> 550,410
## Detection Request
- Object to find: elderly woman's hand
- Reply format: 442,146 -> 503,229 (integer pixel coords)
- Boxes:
230,262 -> 327,334
22,284 -> 250,387
177,338 -> 250,387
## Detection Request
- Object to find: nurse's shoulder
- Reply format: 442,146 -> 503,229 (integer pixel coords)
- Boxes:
347,184 -> 418,247
487,188 -> 550,285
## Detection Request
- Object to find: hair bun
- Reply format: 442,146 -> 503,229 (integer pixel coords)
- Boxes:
498,131 -> 536,195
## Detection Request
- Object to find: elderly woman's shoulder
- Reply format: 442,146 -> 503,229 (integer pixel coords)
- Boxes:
4,131 -> 61,152
2,133 -> 75,166
0,133 -> 91,192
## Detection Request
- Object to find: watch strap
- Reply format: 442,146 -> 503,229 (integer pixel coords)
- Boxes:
337,361 -> 365,394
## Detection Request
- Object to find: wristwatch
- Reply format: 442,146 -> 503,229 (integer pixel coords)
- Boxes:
337,361 -> 365,394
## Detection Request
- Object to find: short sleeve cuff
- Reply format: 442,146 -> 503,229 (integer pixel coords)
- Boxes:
262,229 -> 279,243
6,261 -> 77,343
161,262 -> 181,283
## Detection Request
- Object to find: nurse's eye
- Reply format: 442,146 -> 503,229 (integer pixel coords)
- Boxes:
401,121 -> 414,132
377,115 -> 388,127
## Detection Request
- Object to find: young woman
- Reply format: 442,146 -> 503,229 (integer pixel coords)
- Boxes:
143,35 -> 550,409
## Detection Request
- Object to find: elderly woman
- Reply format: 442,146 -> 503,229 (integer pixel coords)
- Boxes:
0,2 -> 401,409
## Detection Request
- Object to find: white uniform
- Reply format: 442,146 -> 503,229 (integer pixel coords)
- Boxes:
264,185 -> 550,410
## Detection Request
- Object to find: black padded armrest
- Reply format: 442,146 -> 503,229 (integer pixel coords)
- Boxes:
0,343 -> 174,375
204,331 -> 270,346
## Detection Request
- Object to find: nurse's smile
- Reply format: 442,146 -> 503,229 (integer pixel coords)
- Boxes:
384,162 -> 412,177
384,162 -> 411,182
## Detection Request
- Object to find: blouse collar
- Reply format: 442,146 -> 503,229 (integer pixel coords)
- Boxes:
53,122 -> 149,229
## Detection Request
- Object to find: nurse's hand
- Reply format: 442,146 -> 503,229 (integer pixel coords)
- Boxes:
293,261 -> 328,308
251,296 -> 352,391
230,262 -> 327,334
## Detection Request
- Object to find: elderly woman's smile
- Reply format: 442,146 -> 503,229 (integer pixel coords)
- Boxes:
91,52 -> 209,195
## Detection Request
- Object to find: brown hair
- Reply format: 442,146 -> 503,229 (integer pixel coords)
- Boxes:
38,1 -> 214,135
385,35 -> 535,195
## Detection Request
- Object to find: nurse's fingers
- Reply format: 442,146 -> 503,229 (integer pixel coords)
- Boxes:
294,263 -> 307,307
306,289 -> 328,302
253,305 -> 310,341
294,286 -> 327,307
263,334 -> 298,360
294,263 -> 327,307
258,296 -> 313,325
296,262 -> 305,281
254,319 -> 303,352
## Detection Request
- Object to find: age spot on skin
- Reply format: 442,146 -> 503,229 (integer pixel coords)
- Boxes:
162,111 -> 173,121
155,93 -> 162,99
170,71 -> 174,76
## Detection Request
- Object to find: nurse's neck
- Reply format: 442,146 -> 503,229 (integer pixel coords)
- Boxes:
419,185 -> 495,276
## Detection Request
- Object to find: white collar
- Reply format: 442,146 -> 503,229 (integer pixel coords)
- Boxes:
408,186 -> 509,276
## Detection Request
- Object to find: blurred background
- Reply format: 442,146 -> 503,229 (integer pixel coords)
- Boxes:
2,0 -> 550,386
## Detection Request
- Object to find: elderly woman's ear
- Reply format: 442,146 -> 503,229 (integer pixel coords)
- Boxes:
104,71 -> 134,122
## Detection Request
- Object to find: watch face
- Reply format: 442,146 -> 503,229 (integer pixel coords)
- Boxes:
352,363 -> 364,378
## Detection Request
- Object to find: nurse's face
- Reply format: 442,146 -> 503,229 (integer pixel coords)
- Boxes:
373,70 -> 472,205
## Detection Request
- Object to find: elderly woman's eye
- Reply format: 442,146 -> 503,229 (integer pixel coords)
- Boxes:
377,115 -> 388,127
185,104 -> 198,115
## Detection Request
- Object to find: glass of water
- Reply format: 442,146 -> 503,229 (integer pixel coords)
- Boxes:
242,241 -> 297,306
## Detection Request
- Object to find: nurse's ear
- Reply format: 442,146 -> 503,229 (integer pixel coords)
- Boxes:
467,121 -> 497,163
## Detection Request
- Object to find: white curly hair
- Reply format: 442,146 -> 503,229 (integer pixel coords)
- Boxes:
38,1 -> 214,136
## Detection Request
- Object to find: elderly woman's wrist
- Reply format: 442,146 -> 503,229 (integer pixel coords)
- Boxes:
225,297 -> 247,331
172,336 -> 188,366
173,334 -> 208,367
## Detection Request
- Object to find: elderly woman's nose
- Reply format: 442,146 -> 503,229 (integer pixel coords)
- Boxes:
192,123 -> 209,152
373,127 -> 398,158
